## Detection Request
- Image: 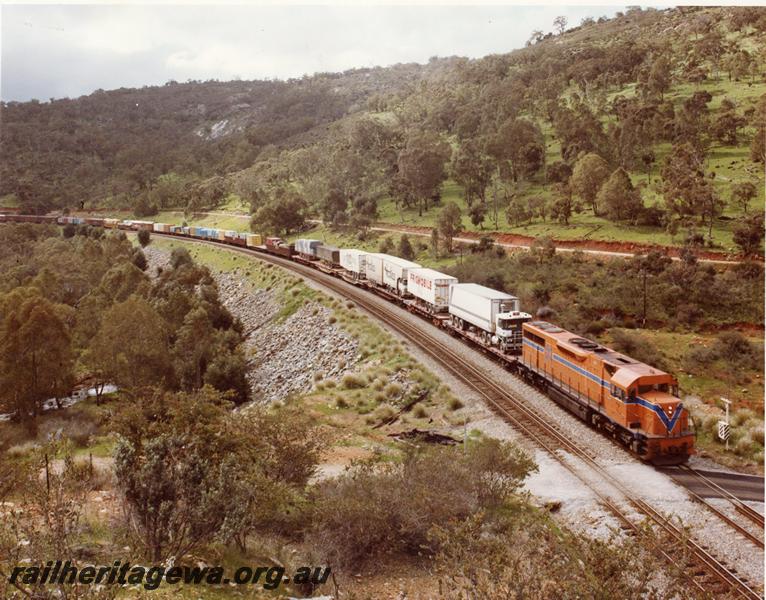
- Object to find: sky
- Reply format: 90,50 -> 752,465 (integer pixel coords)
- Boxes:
1,4 -> 629,102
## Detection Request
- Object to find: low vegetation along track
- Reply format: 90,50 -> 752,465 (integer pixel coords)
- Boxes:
164,236 -> 763,599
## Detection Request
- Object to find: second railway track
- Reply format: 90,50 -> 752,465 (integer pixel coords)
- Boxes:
162,235 -> 764,600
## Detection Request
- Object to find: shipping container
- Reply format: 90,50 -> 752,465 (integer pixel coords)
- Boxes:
104,218 -> 119,229
217,230 -> 226,241
339,249 -> 368,277
132,220 -> 154,231
224,230 -> 246,246
316,244 -> 340,266
295,238 -> 321,258
246,233 -> 263,247
198,228 -> 219,240
153,223 -> 171,233
382,255 -> 421,294
363,253 -> 385,285
407,268 -> 458,311
85,217 -> 105,226
363,253 -> 420,293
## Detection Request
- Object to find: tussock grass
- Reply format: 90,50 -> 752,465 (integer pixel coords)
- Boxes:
341,373 -> 367,390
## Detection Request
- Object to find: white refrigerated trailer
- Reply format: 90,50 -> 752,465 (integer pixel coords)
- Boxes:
365,253 -> 421,295
448,283 -> 530,352
339,249 -> 368,280
407,268 -> 457,312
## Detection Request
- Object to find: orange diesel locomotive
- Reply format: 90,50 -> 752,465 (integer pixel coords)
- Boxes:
520,321 -> 694,465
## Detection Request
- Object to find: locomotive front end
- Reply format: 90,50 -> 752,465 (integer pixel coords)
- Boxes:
626,375 -> 696,465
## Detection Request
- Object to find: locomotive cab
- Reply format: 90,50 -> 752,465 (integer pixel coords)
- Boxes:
610,366 -> 695,464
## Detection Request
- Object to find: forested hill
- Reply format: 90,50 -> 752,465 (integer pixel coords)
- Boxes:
0,60 -> 439,212
2,5 -> 765,251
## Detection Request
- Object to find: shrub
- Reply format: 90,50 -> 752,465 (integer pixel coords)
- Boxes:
341,373 -> 366,390
683,333 -> 762,374
412,404 -> 428,418
372,403 -> 396,423
682,344 -> 717,373
448,397 -> 464,411
397,235 -> 415,260
735,434 -> 755,457
384,383 -> 402,400
713,331 -> 761,370
733,409 -> 756,427
750,425 -> 765,447
309,440 -> 535,570
378,237 -> 395,254
137,229 -> 151,247
610,330 -> 666,370
585,320 -> 608,335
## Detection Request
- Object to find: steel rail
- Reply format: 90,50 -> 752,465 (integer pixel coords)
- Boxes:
680,465 -> 765,529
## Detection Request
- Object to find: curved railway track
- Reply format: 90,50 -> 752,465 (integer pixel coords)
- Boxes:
160,234 -> 763,599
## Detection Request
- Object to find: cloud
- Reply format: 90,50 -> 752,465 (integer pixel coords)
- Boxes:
1,4 -> 623,102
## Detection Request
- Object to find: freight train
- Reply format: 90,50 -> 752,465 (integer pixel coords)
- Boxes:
0,213 -> 695,465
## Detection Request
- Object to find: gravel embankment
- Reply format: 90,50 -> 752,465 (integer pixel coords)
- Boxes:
214,271 -> 358,403
144,246 -> 359,403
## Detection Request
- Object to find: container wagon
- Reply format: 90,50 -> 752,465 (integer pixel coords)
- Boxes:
449,283 -> 530,353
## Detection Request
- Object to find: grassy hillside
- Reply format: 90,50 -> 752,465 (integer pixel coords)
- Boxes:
2,6 -> 764,257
